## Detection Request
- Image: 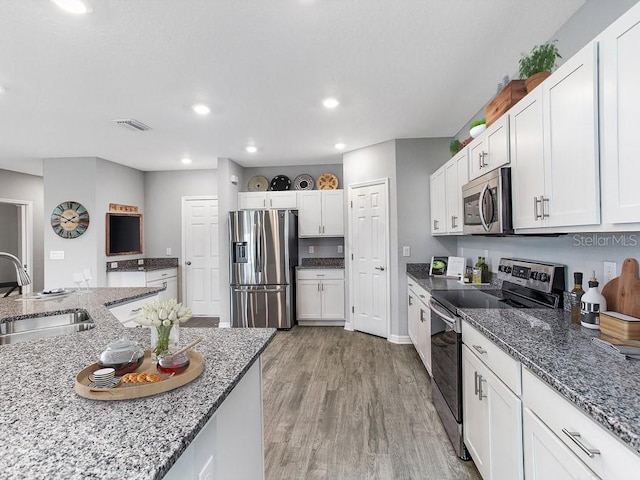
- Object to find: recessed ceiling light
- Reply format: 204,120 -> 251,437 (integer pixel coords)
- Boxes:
51,0 -> 91,14
181,157 -> 192,165
323,98 -> 340,109
192,104 -> 210,115
334,143 -> 346,150
246,146 -> 258,154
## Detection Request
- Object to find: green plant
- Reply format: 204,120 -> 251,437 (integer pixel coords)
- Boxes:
449,139 -> 461,154
470,118 -> 486,129
519,40 -> 562,79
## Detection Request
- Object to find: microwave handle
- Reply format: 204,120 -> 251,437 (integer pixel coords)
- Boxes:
478,183 -> 491,232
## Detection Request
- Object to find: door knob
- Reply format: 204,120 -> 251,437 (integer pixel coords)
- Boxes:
185,261 -> 192,265
374,266 -> 385,271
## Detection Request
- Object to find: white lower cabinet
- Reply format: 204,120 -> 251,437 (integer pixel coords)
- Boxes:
523,407 -> 599,480
522,367 -> 640,480
108,294 -> 159,328
462,344 -> 523,480
107,268 -> 179,302
296,269 -> 345,325
406,276 -> 431,374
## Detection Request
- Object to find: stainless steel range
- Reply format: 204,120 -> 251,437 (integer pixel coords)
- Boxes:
427,258 -> 565,459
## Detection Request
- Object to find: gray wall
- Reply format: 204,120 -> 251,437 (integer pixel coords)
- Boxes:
143,169 -> 218,259
43,158 -> 144,288
298,237 -> 344,260
0,169 -> 45,291
242,164 -> 343,193
0,203 -> 20,284
453,0 -> 639,141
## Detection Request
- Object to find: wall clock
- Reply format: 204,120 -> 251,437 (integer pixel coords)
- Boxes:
51,201 -> 90,239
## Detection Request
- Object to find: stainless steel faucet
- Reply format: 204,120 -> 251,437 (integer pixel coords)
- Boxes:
0,252 -> 31,286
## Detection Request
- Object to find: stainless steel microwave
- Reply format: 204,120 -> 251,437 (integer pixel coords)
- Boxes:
462,167 -> 513,235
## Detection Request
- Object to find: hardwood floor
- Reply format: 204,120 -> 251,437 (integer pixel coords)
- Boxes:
262,326 -> 481,480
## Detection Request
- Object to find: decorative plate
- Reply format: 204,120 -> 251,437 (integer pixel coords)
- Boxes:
248,175 -> 269,192
293,174 -> 314,190
270,175 -> 291,191
316,173 -> 339,190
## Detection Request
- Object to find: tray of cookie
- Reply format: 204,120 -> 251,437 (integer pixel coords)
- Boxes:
75,350 -> 204,401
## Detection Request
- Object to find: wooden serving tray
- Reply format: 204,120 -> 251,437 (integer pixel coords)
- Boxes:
75,350 -> 204,401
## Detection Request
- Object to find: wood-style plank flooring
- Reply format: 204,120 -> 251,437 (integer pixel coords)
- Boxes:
262,326 -> 481,480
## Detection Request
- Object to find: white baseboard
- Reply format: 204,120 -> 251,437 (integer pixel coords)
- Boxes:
297,320 -> 345,327
387,334 -> 412,344
219,321 -> 231,328
343,322 -> 354,331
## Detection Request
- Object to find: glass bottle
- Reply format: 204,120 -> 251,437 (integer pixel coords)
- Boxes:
570,272 -> 585,324
480,257 -> 489,283
473,257 -> 482,284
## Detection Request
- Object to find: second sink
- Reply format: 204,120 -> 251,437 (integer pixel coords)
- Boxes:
0,310 -> 94,345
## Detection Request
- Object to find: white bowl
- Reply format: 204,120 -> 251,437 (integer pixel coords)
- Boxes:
470,123 -> 487,138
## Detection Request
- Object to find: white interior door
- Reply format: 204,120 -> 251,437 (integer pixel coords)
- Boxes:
349,181 -> 389,338
183,197 -> 219,316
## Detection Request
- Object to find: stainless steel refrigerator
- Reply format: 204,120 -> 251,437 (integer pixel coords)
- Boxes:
229,209 -> 298,328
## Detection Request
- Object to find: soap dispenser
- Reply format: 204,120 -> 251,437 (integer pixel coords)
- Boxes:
580,271 -> 607,330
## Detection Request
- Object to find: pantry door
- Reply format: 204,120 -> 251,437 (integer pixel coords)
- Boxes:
348,180 -> 390,338
182,197 -> 220,316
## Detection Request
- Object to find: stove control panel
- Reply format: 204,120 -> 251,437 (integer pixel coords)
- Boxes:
497,258 -> 565,294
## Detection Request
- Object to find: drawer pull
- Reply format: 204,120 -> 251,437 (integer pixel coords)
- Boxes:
130,307 -> 142,314
474,371 -> 480,395
472,345 -> 487,355
562,429 -> 601,458
419,294 -> 425,299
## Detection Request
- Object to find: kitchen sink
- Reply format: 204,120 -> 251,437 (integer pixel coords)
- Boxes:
0,310 -> 95,345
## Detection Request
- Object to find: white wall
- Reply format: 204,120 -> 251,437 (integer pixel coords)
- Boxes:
144,169 -> 218,259
0,169 -> 44,290
43,157 -> 144,288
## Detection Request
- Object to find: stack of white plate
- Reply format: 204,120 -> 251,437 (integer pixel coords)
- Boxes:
88,367 -> 119,389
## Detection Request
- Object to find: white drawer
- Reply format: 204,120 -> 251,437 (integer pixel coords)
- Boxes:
407,282 -> 429,304
523,367 -> 640,479
296,268 -> 344,280
108,295 -> 158,326
146,268 -> 177,283
462,320 -> 522,395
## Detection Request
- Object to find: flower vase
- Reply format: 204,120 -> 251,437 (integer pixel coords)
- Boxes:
150,322 -> 179,361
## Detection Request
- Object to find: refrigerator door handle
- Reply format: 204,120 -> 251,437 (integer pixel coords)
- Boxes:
234,286 -> 286,293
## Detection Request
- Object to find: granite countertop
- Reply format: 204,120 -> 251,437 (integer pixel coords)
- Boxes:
0,289 -> 276,479
107,258 -> 179,272
406,263 -> 640,456
297,257 -> 345,269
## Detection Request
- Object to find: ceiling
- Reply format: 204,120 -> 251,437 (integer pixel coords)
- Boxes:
0,0 -> 585,176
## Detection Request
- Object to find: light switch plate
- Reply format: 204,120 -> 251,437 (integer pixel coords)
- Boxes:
337,245 -> 343,253
402,246 -> 411,257
603,261 -> 617,285
166,247 -> 172,256
49,251 -> 64,260
308,246 -> 315,254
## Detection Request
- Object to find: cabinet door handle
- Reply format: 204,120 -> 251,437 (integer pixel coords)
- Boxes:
409,295 -> 413,306
561,429 -> 601,458
534,197 -> 542,220
433,219 -> 439,231
474,371 -> 480,395
263,199 -> 266,207
472,344 -> 487,355
317,283 -> 320,291
322,283 -> 324,291
322,225 -> 325,234
479,151 -> 488,168
478,374 -> 487,400
541,196 -> 550,218
319,225 -> 322,234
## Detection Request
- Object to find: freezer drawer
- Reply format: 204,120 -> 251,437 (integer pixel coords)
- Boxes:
231,285 -> 293,329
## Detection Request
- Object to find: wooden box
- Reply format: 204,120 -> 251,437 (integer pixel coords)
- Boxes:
485,80 -> 527,127
600,311 -> 640,340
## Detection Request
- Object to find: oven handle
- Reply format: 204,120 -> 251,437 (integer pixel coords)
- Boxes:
427,298 -> 459,331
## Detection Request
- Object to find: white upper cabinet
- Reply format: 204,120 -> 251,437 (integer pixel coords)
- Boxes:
298,190 -> 344,237
238,191 -> 298,210
510,42 -> 599,230
445,148 -> 469,234
429,165 -> 446,234
468,115 -> 510,181
601,2 -> 640,224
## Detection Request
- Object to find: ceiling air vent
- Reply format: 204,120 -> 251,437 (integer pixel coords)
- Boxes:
113,119 -> 152,132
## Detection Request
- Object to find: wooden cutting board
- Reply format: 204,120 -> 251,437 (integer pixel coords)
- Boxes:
601,258 -> 640,318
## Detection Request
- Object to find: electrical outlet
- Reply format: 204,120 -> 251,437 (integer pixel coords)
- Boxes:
337,245 -> 343,253
166,247 -> 172,256
49,251 -> 64,260
308,246 -> 315,254
403,246 -> 411,257
137,259 -> 144,265
110,262 -> 118,269
603,261 -> 617,285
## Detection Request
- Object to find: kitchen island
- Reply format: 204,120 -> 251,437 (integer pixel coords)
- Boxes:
0,289 -> 275,480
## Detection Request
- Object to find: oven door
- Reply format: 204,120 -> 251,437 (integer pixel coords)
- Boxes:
429,298 -> 462,422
